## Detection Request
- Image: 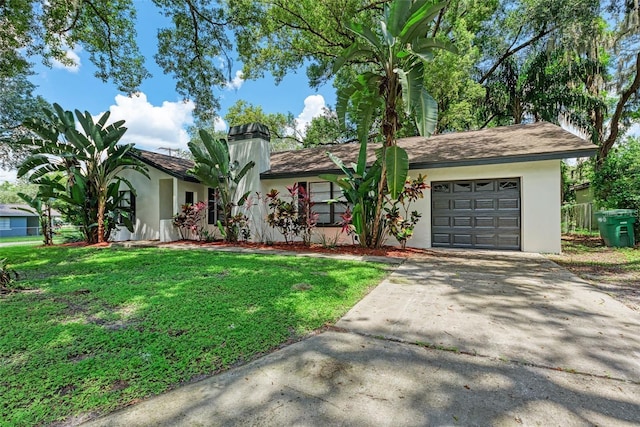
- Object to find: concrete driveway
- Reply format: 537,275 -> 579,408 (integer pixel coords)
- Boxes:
84,250 -> 640,427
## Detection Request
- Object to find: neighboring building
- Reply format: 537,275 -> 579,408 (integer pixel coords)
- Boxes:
0,204 -> 60,238
113,121 -> 597,253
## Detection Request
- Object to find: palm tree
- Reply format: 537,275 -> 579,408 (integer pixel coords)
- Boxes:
329,0 -> 456,247
18,104 -> 149,243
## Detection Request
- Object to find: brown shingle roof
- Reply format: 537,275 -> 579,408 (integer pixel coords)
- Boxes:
263,122 -> 597,179
132,150 -> 198,182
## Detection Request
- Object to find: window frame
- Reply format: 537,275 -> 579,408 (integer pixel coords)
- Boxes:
306,181 -> 349,227
207,188 -> 225,225
117,190 -> 136,225
185,191 -> 195,205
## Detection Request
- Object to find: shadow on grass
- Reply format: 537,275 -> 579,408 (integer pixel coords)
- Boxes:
0,246 -> 387,426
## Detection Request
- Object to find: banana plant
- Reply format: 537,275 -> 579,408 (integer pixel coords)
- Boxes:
18,103 -> 149,243
330,0 -> 456,248
188,129 -> 255,242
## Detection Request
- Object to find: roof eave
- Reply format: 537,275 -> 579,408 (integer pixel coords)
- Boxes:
131,152 -> 201,183
261,148 -> 598,180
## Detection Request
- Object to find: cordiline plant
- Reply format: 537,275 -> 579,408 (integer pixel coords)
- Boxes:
385,174 -> 428,249
265,183 -> 319,245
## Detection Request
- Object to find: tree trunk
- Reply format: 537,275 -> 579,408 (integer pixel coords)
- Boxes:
97,195 -> 106,243
45,204 -> 53,245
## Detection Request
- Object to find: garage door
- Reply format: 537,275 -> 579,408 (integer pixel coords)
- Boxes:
431,178 -> 521,250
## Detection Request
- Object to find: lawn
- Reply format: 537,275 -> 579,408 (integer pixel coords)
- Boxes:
547,234 -> 640,311
0,245 -> 388,426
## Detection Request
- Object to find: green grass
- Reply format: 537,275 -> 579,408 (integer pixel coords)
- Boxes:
0,228 -> 82,245
0,235 -> 44,243
0,245 -> 388,426
620,247 -> 640,272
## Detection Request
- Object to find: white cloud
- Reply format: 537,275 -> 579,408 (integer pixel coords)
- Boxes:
213,116 -> 227,132
627,123 -> 640,138
95,92 -> 195,152
52,46 -> 82,73
0,168 -> 17,183
295,94 -> 326,136
226,70 -> 244,90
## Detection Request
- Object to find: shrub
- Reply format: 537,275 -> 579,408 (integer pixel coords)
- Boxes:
173,202 -> 207,240
0,258 -> 19,292
266,184 -> 318,245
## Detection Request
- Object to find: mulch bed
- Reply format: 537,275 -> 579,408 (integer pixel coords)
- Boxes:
159,240 -> 429,259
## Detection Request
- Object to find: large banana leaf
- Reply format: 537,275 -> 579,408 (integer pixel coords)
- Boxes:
414,88 -> 438,137
401,1 -> 448,42
386,145 -> 409,199
385,0 -> 412,37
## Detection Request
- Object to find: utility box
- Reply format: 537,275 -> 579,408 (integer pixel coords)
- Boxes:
595,210 -> 637,248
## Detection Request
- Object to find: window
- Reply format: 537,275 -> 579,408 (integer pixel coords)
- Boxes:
308,181 -> 348,226
117,191 -> 136,225
0,218 -> 10,230
207,188 -> 225,225
185,191 -> 194,205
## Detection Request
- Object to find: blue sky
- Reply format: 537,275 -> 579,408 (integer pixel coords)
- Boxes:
0,2 -> 335,182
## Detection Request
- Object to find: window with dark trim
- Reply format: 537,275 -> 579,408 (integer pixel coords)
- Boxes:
307,181 -> 348,226
185,191 -> 194,205
117,190 -> 136,225
207,188 -> 224,225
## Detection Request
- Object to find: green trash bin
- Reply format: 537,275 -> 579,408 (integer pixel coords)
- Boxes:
594,209 -> 637,248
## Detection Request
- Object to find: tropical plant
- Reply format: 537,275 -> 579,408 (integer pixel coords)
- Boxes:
265,184 -> 318,245
320,152 -> 383,247
17,104 -> 149,243
385,174 -> 428,249
172,202 -> 207,241
324,0 -> 455,248
188,129 -> 255,243
14,191 -> 54,245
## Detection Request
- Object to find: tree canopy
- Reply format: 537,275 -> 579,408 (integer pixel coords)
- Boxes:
1,0 -> 233,119
3,0 -> 639,162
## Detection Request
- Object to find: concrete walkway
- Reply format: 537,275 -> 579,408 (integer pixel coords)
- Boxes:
84,250 -> 640,427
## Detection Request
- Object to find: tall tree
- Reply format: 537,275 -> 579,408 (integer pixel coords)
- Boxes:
17,104 -> 149,243
1,1 -> 234,118
0,73 -> 51,169
326,0 -> 456,248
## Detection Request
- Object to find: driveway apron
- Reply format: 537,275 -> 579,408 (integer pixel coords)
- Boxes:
337,250 -> 640,383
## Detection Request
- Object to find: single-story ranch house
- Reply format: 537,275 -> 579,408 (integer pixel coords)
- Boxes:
0,204 -> 60,238
113,122 -> 597,253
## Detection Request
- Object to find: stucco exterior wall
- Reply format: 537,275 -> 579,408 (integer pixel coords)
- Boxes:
410,159 -> 561,253
113,167 -> 218,242
261,159 -> 561,253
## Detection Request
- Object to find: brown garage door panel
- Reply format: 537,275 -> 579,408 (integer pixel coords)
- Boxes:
432,178 -> 521,250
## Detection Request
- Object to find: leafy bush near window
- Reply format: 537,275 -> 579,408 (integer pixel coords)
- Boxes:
385,174 -> 428,249
266,184 -> 318,245
173,202 -> 207,240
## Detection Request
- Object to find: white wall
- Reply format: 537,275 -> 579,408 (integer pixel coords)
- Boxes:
261,159 -> 561,253
113,167 -> 215,242
409,159 -> 561,253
